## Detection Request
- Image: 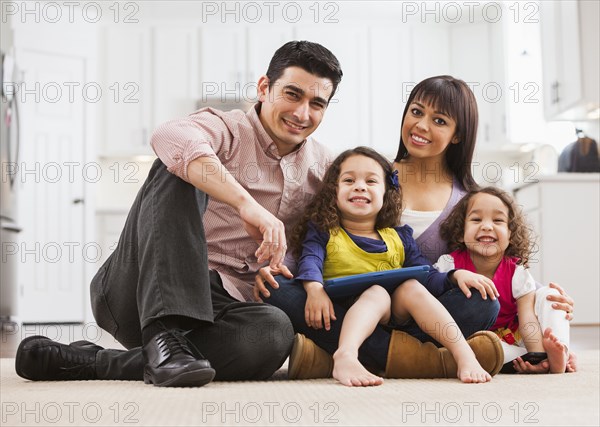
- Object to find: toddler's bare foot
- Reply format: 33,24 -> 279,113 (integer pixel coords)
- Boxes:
566,351 -> 578,372
456,357 -> 492,383
332,350 -> 384,387
542,328 -> 567,374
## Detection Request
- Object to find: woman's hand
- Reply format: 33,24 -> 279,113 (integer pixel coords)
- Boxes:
304,282 -> 336,331
513,351 -> 578,373
253,265 -> 293,302
547,282 -> 575,321
512,357 -> 550,374
452,270 -> 499,300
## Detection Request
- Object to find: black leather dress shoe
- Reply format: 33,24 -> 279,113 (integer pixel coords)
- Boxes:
143,329 -> 215,387
15,336 -> 103,381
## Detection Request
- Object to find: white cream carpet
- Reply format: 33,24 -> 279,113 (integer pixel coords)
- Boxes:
1,351 -> 599,426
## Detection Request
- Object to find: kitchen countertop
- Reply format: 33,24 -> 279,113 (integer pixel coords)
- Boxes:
513,172 -> 599,191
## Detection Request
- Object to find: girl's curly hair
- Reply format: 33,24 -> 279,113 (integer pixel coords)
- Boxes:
289,146 -> 403,257
439,186 -> 536,265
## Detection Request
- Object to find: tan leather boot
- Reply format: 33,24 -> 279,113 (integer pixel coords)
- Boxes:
287,334 -> 333,379
385,330 -> 504,378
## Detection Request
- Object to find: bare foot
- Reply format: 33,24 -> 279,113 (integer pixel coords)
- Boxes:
456,356 -> 492,383
332,350 -> 384,387
566,351 -> 578,372
542,328 -> 568,374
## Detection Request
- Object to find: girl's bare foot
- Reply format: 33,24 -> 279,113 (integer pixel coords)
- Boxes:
456,359 -> 492,383
332,350 -> 384,387
542,328 -> 568,374
453,349 -> 492,383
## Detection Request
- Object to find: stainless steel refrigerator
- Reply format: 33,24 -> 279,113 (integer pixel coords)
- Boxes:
1,50 -> 22,321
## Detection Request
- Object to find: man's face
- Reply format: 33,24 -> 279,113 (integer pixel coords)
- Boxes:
257,66 -> 334,156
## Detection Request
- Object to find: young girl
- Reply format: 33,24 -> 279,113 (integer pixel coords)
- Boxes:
289,146 -> 501,386
438,187 -> 570,374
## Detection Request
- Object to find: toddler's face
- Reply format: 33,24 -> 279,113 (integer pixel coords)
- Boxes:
463,193 -> 511,263
336,155 -> 386,224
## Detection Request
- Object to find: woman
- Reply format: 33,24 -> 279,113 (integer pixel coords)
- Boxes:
395,75 -> 576,373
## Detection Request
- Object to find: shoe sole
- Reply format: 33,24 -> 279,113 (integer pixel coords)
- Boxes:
469,330 -> 504,376
144,367 -> 216,387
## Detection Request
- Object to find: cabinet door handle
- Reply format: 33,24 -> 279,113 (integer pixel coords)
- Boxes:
73,198 -> 84,205
551,81 -> 560,104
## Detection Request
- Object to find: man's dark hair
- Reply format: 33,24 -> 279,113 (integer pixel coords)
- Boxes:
265,40 -> 343,102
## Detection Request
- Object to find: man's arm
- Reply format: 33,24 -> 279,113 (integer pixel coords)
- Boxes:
151,115 -> 286,267
186,156 -> 287,267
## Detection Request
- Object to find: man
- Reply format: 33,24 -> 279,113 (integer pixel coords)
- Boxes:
15,40 -> 342,387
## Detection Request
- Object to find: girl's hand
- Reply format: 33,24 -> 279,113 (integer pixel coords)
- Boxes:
304,282 -> 336,331
547,282 -> 575,321
452,270 -> 499,300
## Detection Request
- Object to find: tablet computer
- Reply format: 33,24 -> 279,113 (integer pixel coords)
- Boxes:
324,265 -> 430,299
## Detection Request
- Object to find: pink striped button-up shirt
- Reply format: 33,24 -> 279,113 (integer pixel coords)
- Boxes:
151,104 -> 333,301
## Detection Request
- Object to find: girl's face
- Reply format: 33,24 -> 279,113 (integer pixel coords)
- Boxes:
401,99 -> 459,163
463,193 -> 511,262
336,155 -> 386,223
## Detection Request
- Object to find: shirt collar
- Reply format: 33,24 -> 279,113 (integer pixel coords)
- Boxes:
247,103 -> 307,160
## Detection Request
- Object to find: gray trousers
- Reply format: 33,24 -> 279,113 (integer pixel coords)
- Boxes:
90,159 -> 293,381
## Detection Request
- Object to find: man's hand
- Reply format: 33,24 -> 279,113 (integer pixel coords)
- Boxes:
452,270 -> 499,300
238,201 -> 287,268
253,265 -> 293,302
547,282 -> 575,321
304,282 -> 336,331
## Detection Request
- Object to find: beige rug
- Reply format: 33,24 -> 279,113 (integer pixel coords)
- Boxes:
1,351 -> 599,426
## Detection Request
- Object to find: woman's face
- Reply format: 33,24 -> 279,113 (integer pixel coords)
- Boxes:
401,99 -> 459,164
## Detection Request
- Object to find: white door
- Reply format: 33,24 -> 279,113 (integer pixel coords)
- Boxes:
17,50 -> 86,322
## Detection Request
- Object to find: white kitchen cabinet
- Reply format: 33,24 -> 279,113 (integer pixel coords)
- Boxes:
199,27 -> 247,103
540,0 -> 600,121
450,22 -> 506,146
152,27 -> 199,126
101,27 -> 153,156
513,174 -> 600,324
101,26 -> 200,157
369,26 -> 411,158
